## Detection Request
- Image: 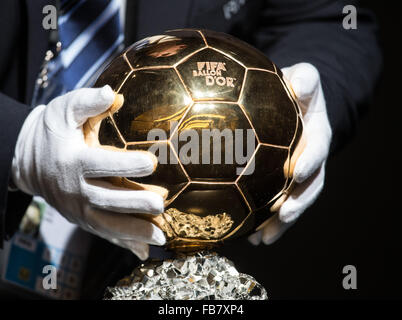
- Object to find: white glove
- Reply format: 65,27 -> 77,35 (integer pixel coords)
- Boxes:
12,85 -> 166,260
249,63 -> 332,245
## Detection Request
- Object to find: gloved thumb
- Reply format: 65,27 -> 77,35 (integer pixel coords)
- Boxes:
281,63 -> 320,107
67,85 -> 116,126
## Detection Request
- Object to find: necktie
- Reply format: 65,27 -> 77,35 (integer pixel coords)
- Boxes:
32,0 -> 124,106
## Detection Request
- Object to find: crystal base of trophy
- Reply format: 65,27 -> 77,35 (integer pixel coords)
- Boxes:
103,208 -> 268,300
104,251 -> 267,300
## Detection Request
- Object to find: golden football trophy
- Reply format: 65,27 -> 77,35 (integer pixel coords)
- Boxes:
84,29 -> 304,300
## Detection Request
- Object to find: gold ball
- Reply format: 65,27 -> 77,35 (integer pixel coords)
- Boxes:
85,29 -> 303,252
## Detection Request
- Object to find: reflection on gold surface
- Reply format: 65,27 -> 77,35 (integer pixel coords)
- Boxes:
125,31 -> 206,69
154,105 -> 191,123
172,102 -> 257,182
113,68 -> 191,142
179,113 -> 226,130
148,43 -> 187,58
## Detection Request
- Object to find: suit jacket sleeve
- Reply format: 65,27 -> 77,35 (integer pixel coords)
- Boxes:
253,0 -> 382,152
0,93 -> 32,248
0,0 -> 48,247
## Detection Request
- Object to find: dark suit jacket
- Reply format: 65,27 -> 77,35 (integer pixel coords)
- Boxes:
0,0 -> 382,246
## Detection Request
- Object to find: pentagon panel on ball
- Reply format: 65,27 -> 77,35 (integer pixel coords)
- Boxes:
170,102 -> 257,182
176,48 -> 245,102
88,29 -> 304,252
98,116 -> 125,149
239,69 -> 298,146
237,144 -> 290,211
201,29 -> 276,71
112,68 -> 192,142
126,142 -> 189,204
166,183 -> 252,248
95,55 -> 132,91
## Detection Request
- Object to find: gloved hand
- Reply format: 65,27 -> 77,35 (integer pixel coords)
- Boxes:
248,63 -> 332,245
12,85 -> 165,260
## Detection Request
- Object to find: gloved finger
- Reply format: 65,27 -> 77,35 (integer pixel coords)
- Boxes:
281,63 -> 320,108
66,85 -> 115,126
281,63 -> 331,184
292,132 -> 329,183
83,178 -> 164,214
248,229 -> 262,246
279,162 -> 325,223
117,239 -> 150,261
261,214 -> 294,245
248,213 -> 294,246
81,148 -> 157,178
83,207 -> 166,245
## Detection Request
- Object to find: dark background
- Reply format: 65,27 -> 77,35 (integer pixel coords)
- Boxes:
83,2 -> 401,300
218,1 -> 402,299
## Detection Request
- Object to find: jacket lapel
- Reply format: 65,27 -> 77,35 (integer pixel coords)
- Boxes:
25,0 -> 55,105
25,0 -> 193,103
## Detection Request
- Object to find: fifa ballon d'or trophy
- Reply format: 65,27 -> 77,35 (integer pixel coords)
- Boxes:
83,29 -> 304,300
